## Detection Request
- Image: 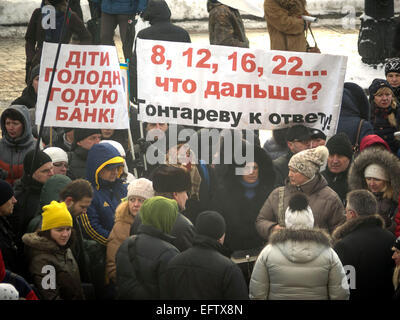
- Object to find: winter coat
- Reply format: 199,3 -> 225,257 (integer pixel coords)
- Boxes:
337,83 -> 374,147
321,166 -> 350,205
272,150 -> 293,187
78,143 -> 127,246
370,101 -> 400,153
22,232 -> 85,300
101,0 -> 141,15
207,1 -> 249,48
115,224 -> 179,300
256,174 -> 346,241
264,0 -> 308,52
0,105 -> 35,185
333,214 -> 396,300
249,228 -> 349,300
165,234 -> 249,300
67,146 -> 89,180
106,201 -> 134,283
211,146 -> 276,253
348,147 -> 400,233
11,85 -> 37,109
25,7 -> 91,68
0,216 -> 22,276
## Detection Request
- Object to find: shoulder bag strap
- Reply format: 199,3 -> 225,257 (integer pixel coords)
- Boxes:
278,187 -> 286,227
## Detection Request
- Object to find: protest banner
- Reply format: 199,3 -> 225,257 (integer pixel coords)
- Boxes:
136,39 -> 347,137
36,42 -> 129,129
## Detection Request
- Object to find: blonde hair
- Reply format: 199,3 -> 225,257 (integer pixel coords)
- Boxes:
374,87 -> 398,127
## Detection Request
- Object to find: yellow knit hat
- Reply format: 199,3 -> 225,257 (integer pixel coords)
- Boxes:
41,201 -> 73,231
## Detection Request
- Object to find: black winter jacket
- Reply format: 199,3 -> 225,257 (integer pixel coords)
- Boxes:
321,167 -> 350,205
165,235 -> 249,299
67,146 -> 88,180
333,215 -> 396,300
115,224 -> 179,300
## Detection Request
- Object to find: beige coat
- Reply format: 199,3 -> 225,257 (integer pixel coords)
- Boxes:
106,201 -> 135,283
256,174 -> 346,241
264,0 -> 308,51
249,228 -> 349,300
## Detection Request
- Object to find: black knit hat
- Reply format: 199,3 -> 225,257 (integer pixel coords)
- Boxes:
0,180 -> 14,206
23,149 -> 52,175
368,79 -> 393,100
73,128 -> 101,144
326,132 -> 353,159
384,58 -> 400,76
286,125 -> 311,142
152,165 -> 191,193
310,128 -> 327,141
195,211 -> 226,240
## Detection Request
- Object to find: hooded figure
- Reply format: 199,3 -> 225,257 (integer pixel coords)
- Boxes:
207,0 -> 249,48
115,196 -> 179,299
359,134 -> 391,153
78,143 -> 127,246
129,0 -> 191,103
250,193 -> 349,300
0,105 -> 35,185
348,147 -> 400,233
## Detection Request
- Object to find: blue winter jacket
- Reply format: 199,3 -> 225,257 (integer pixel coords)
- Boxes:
78,143 -> 127,245
101,0 -> 147,15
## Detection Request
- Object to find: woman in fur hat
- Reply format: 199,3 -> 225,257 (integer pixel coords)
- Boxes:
250,193 -> 349,300
368,78 -> 400,154
348,146 -> 400,234
22,201 -> 85,300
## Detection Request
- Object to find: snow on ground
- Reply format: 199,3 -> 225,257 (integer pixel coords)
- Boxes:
1,0 -> 399,25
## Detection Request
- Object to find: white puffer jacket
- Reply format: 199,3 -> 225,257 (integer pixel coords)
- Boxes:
249,228 -> 350,300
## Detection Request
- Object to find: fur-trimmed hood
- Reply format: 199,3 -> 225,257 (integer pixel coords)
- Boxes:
114,200 -> 135,224
332,214 -> 385,242
269,228 -> 332,263
348,147 -> 400,201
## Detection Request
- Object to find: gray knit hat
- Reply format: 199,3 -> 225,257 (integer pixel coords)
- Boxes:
127,178 -> 154,200
288,146 -> 329,179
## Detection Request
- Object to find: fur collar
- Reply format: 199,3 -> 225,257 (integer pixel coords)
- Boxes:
269,228 -> 331,247
332,214 -> 385,242
114,201 -> 135,224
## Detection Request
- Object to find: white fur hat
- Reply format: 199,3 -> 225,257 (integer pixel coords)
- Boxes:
127,178 -> 154,200
0,283 -> 19,300
364,163 -> 389,181
43,147 -> 68,163
285,193 -> 314,230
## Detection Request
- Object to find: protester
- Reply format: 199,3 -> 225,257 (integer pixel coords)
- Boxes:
106,178 -> 154,284
336,82 -> 374,148
115,196 -> 180,299
43,147 -> 69,175
22,201 -> 85,300
0,105 -> 35,185
263,0 -> 308,51
250,193 -> 349,300
25,0 -> 91,82
321,133 -> 353,204
101,129 -> 129,155
368,78 -> 400,154
207,0 -> 249,48
392,236 -> 400,300
54,128 -> 74,152
273,124 -> 312,186
67,128 -> 101,180
165,211 -> 249,299
385,57 -> 400,103
11,150 -> 54,241
256,146 -> 345,241
263,127 -> 289,160
0,250 -> 38,300
359,134 -> 391,153
12,64 -> 39,109
348,147 -> 400,233
78,143 -> 127,246
333,190 -> 396,300
0,180 -> 20,275
310,129 -> 327,147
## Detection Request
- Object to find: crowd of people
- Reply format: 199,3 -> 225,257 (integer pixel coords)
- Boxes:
0,0 -> 400,301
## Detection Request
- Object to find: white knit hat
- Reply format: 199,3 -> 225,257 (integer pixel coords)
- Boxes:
364,163 -> 389,181
285,193 -> 314,229
127,178 -> 154,200
0,283 -> 19,300
43,147 -> 68,163
288,145 -> 329,179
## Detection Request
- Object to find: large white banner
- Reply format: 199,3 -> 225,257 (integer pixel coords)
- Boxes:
137,39 -> 347,137
36,42 -> 129,129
